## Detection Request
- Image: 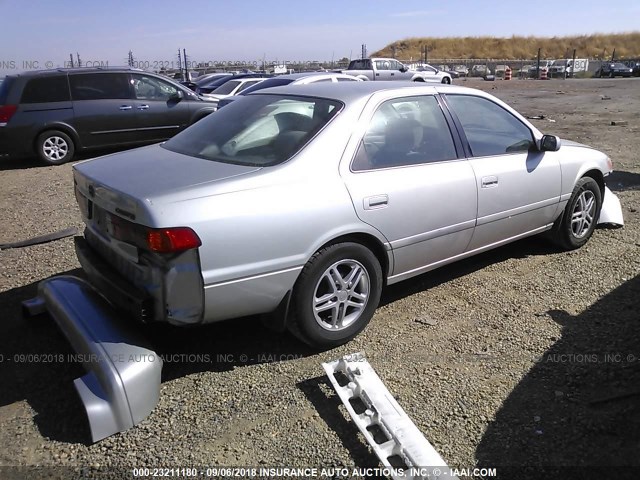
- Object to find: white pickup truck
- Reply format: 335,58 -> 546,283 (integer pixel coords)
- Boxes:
342,58 -> 452,84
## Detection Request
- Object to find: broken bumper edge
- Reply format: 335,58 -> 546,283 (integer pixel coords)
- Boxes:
22,275 -> 162,443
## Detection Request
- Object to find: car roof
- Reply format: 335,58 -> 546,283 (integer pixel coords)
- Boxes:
6,67 -> 148,78
248,81 -> 443,103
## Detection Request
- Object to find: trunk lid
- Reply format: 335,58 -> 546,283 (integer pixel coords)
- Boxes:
73,143 -> 261,225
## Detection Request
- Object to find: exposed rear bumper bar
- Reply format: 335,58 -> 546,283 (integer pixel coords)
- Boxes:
22,276 -> 162,442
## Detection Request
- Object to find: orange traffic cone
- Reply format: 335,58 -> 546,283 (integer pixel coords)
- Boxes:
504,66 -> 512,80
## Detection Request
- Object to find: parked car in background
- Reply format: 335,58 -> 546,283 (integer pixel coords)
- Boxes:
216,72 -> 361,109
0,67 -> 217,165
195,73 -> 272,95
413,64 -> 453,83
595,62 -> 633,78
71,82 -> 615,349
341,58 -> 452,84
633,62 -> 640,77
181,72 -> 230,91
453,65 -> 469,77
200,77 -> 270,108
469,65 -> 492,77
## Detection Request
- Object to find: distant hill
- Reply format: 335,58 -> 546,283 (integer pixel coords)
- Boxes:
372,33 -> 640,60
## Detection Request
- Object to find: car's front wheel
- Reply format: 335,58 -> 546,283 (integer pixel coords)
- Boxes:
290,242 -> 383,348
36,130 -> 75,165
551,177 -> 602,250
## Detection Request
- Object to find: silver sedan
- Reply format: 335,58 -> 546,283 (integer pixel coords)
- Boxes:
73,82 -> 617,348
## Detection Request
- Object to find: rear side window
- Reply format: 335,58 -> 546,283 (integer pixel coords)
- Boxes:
0,76 -> 15,103
352,95 -> 458,171
69,73 -> 131,100
20,76 -> 70,103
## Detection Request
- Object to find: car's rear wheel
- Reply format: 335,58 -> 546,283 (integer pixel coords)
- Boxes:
36,130 -> 75,165
290,242 -> 382,348
441,77 -> 451,84
551,177 -> 602,250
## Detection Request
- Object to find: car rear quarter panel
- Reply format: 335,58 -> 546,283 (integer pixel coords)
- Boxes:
142,104 -> 391,322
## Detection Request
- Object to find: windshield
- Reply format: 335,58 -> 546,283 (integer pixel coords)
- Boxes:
240,78 -> 294,95
212,80 -> 242,95
163,94 -> 342,167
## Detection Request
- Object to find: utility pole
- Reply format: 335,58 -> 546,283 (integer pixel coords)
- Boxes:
183,48 -> 188,80
69,53 -> 74,68
536,47 -> 541,78
76,53 -> 82,68
128,50 -> 135,67
177,49 -> 182,77
611,48 -> 616,61
570,48 -> 577,78
361,44 -> 367,59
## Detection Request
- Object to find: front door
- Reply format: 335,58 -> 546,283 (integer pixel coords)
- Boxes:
130,73 -> 192,142
444,93 -> 562,251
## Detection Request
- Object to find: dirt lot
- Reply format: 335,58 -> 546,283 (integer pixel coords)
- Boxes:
0,78 -> 639,479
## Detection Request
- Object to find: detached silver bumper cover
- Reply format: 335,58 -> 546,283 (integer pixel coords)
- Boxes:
322,353 -> 457,480
598,186 -> 624,226
22,276 -> 162,442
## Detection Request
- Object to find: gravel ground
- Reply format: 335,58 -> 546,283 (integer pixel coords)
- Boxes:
0,78 -> 639,480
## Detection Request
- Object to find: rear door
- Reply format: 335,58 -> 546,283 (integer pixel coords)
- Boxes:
340,93 -> 477,282
130,73 -> 192,142
69,72 -> 139,148
443,93 -> 561,250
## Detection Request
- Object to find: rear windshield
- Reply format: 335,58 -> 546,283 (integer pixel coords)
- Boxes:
163,94 -> 342,167
0,76 -> 14,103
241,78 -> 293,95
21,76 -> 71,103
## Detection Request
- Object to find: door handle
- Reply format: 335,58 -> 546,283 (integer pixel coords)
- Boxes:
137,104 -> 150,110
364,195 -> 388,210
481,176 -> 499,188
119,105 -> 133,110
390,73 -> 395,76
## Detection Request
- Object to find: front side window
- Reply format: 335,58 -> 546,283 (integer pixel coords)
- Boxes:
163,94 -> 342,166
132,74 -> 178,100
21,76 -> 70,103
69,73 -> 131,100
446,95 -> 534,157
351,95 -> 458,171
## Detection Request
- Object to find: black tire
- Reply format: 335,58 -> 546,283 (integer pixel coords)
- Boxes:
289,242 -> 383,348
441,77 -> 451,84
550,177 -> 602,250
36,130 -> 75,165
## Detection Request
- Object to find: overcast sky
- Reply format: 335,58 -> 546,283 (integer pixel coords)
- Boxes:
0,0 -> 638,75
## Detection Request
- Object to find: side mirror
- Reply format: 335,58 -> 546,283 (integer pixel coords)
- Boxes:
399,66 -> 407,72
540,134 -> 561,152
170,90 -> 184,101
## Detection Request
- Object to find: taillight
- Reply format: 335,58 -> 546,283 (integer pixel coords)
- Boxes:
107,213 -> 201,253
0,105 -> 17,125
147,227 -> 201,253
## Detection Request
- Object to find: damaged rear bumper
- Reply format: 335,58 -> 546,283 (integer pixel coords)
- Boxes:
22,276 -> 162,442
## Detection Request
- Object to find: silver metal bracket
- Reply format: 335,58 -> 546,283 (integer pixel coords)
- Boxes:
322,352 -> 457,480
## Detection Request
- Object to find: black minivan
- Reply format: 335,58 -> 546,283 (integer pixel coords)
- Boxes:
0,67 -> 217,165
